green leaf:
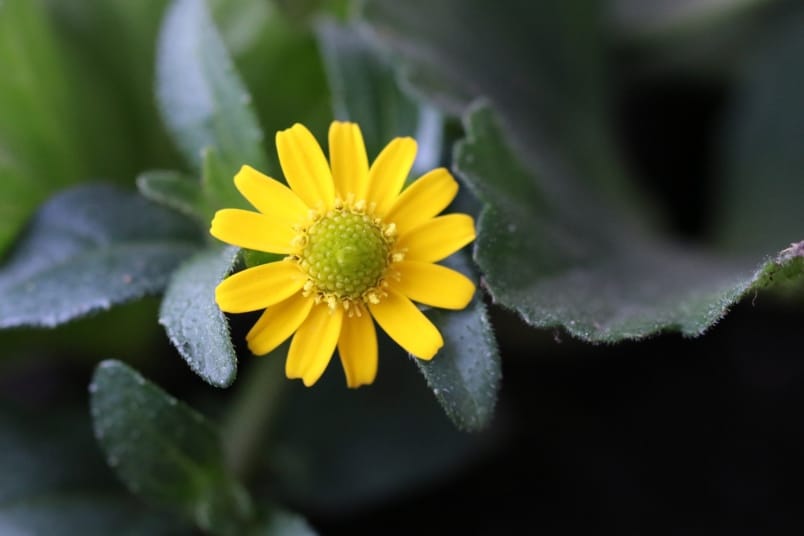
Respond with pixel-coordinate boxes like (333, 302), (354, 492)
(0, 408), (186, 535)
(315, 19), (442, 169)
(0, 184), (202, 329)
(417, 256), (500, 431)
(156, 0), (269, 174)
(365, 0), (804, 341)
(90, 360), (253, 534)
(45, 0), (188, 176)
(458, 105), (804, 340)
(363, 0), (637, 210)
(0, 0), (83, 255)
(160, 246), (239, 388)
(202, 145), (251, 213)
(137, 169), (206, 222)
(229, 2), (332, 149)
(138, 147), (251, 224)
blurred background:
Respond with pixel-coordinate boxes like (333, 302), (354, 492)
(1, 0), (803, 533)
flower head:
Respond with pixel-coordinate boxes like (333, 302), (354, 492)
(210, 121), (476, 387)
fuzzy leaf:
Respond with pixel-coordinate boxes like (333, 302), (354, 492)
(90, 360), (253, 534)
(0, 184), (202, 329)
(459, 105), (803, 340)
(362, 0), (637, 210)
(315, 19), (442, 170)
(160, 246), (239, 388)
(137, 148), (249, 225)
(418, 261), (500, 431)
(366, 0), (804, 341)
(156, 0), (269, 175)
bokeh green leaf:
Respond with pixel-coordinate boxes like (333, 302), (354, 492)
(0, 184), (202, 329)
(716, 11), (804, 255)
(315, 19), (442, 169)
(156, 0), (269, 177)
(0, 0), (84, 254)
(90, 360), (253, 534)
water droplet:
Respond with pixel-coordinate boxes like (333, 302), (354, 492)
(88, 383), (98, 393)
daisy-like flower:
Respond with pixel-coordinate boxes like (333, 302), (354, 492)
(210, 121), (476, 388)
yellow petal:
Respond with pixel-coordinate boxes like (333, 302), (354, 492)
(234, 165), (308, 223)
(276, 123), (335, 210)
(365, 137), (417, 216)
(286, 304), (344, 386)
(215, 261), (305, 313)
(390, 261), (475, 310)
(384, 168), (458, 234)
(210, 209), (296, 254)
(328, 122), (369, 200)
(337, 306), (378, 388)
(246, 294), (315, 356)
(395, 214), (476, 263)
(369, 289), (443, 360)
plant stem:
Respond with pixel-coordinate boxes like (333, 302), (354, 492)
(222, 354), (286, 480)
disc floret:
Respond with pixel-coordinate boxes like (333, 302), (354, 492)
(293, 199), (401, 311)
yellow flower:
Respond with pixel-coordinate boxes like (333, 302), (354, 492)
(210, 121), (476, 388)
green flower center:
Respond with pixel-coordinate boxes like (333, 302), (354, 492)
(300, 209), (392, 302)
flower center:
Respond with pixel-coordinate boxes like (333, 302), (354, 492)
(295, 203), (399, 309)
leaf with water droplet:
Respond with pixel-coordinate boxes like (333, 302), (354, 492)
(159, 245), (239, 388)
(0, 184), (202, 329)
(89, 360), (253, 534)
